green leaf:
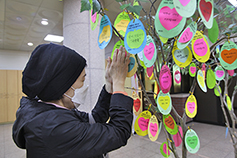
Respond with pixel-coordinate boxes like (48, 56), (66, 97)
(131, 5), (142, 16)
(120, 3), (131, 10)
(228, 23), (236, 29)
(92, 0), (101, 14)
(120, 3), (142, 16)
(80, 0), (91, 12)
(231, 27), (237, 34)
(213, 3), (219, 14)
(214, 8), (219, 14)
(186, 19), (192, 25)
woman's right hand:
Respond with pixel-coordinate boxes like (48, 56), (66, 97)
(110, 46), (130, 92)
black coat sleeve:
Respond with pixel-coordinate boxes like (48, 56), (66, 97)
(91, 85), (111, 123)
(42, 93), (133, 158)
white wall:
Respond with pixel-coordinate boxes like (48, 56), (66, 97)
(0, 49), (31, 70)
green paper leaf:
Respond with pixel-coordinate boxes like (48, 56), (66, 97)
(92, 0), (101, 14)
(80, 0), (91, 13)
(208, 19), (219, 43)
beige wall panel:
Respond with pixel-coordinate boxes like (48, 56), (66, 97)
(7, 70), (18, 122)
(17, 70), (24, 104)
(0, 70), (7, 123)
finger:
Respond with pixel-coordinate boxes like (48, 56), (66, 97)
(112, 49), (119, 63)
(125, 53), (131, 65)
(117, 46), (123, 63)
(106, 57), (111, 68)
(120, 47), (126, 63)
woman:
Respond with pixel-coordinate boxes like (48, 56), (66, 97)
(12, 43), (133, 158)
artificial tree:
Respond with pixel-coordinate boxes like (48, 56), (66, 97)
(80, 0), (237, 157)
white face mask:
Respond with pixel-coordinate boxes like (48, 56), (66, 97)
(64, 84), (89, 109)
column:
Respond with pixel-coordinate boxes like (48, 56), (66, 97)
(63, 0), (105, 112)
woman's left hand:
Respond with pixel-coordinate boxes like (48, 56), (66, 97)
(105, 57), (113, 93)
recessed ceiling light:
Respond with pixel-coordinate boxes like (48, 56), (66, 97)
(28, 42), (33, 46)
(41, 19), (49, 25)
(16, 16), (22, 21)
(44, 34), (64, 43)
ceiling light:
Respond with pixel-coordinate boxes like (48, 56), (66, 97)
(44, 34), (64, 43)
(41, 19), (49, 25)
(229, 0), (237, 7)
(28, 42), (33, 46)
(16, 16), (22, 21)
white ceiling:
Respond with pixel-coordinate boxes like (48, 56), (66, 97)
(0, 0), (236, 52)
(0, 0), (162, 52)
(0, 0), (63, 52)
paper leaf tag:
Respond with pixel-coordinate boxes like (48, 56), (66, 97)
(206, 69), (216, 89)
(198, 0), (214, 29)
(208, 18), (219, 43)
(179, 28), (193, 43)
(154, 0), (186, 38)
(173, 0), (196, 17)
(90, 9), (99, 30)
(228, 70), (234, 76)
(163, 114), (178, 135)
(219, 41), (237, 70)
(215, 65), (225, 81)
(137, 50), (144, 61)
(192, 31), (210, 62)
(124, 19), (147, 54)
(114, 12), (131, 37)
(226, 95), (232, 111)
(173, 126), (183, 147)
(159, 65), (172, 94)
(177, 21), (197, 50)
(185, 129), (200, 153)
(160, 35), (168, 43)
(172, 41), (192, 68)
(111, 40), (124, 59)
(185, 94), (197, 118)
(189, 63), (196, 77)
(160, 142), (170, 157)
(143, 35), (157, 68)
(154, 81), (160, 99)
(98, 15), (112, 49)
(133, 92), (142, 116)
(201, 63), (206, 79)
(127, 54), (138, 77)
(157, 91), (172, 115)
(148, 115), (159, 141)
(134, 110), (152, 136)
(197, 70), (207, 92)
(146, 66), (154, 79)
(214, 85), (222, 97)
(174, 69), (181, 84)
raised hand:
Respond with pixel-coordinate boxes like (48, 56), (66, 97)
(110, 46), (130, 92)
